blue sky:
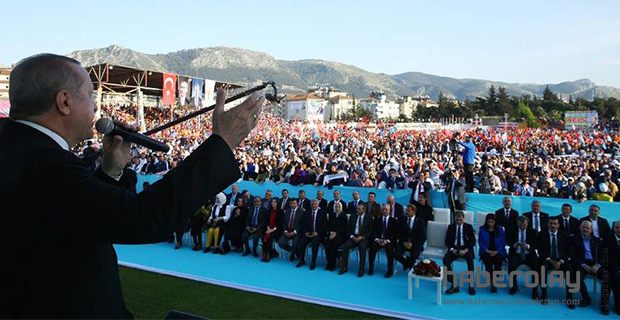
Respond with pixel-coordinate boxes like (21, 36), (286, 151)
(3, 0), (620, 87)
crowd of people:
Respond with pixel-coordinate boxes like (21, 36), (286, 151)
(80, 103), (620, 203)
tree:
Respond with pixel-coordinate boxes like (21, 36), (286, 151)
(515, 101), (537, 128)
(485, 85), (498, 115)
(497, 87), (512, 117)
(339, 105), (373, 121)
(543, 86), (557, 101)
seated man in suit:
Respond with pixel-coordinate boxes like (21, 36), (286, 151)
(523, 200), (549, 236)
(297, 189), (311, 213)
(226, 184), (242, 207)
(297, 199), (327, 270)
(386, 195), (404, 220)
(260, 189), (274, 210)
(537, 216), (570, 305)
(339, 203), (373, 277)
(495, 196), (518, 233)
(395, 204), (426, 271)
(241, 197), (266, 257)
(368, 204), (399, 278)
(443, 210), (476, 295)
(556, 203), (579, 237)
(324, 202), (348, 271)
(277, 198), (304, 261)
(507, 216), (540, 298)
(602, 221), (620, 315)
(347, 190), (365, 216)
(579, 204), (611, 239)
(569, 220), (609, 312)
(327, 190), (347, 216)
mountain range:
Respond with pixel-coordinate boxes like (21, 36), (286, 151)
(67, 45), (620, 101)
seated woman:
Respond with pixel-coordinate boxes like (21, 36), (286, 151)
(261, 198), (282, 262)
(478, 213), (507, 293)
(221, 197), (248, 254)
(204, 193), (232, 254)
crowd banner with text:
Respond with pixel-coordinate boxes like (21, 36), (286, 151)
(564, 111), (598, 130)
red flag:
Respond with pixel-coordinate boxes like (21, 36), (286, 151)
(162, 73), (176, 106)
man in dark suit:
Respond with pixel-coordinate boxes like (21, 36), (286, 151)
(443, 210), (476, 295)
(278, 189), (291, 211)
(385, 168), (405, 190)
(579, 204), (611, 239)
(260, 189), (274, 210)
(507, 216), (539, 298)
(297, 200), (327, 270)
(368, 204), (399, 278)
(327, 190), (347, 216)
(0, 54), (261, 318)
(602, 221), (620, 315)
(324, 202), (348, 271)
(316, 190), (328, 211)
(277, 198), (304, 261)
(569, 220), (608, 313)
(523, 200), (549, 236)
(347, 190), (365, 216)
(537, 216), (570, 304)
(365, 192), (382, 220)
(386, 195), (404, 220)
(339, 203), (373, 277)
(297, 189), (311, 212)
(226, 184), (242, 207)
(556, 203), (579, 237)
(411, 193), (433, 225)
(495, 196), (518, 232)
(395, 204), (427, 271)
(241, 197), (267, 257)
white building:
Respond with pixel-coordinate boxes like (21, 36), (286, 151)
(397, 96), (421, 119)
(359, 92), (400, 120)
(326, 95), (354, 121)
(0, 68), (10, 100)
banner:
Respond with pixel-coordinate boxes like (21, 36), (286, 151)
(564, 111), (598, 130)
(190, 77), (204, 108)
(307, 101), (325, 121)
(203, 79), (216, 108)
(161, 73), (176, 106)
(177, 76), (191, 106)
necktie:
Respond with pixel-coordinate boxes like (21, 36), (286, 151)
(382, 217), (387, 238)
(356, 216), (362, 235)
(456, 225), (462, 247)
(391, 205), (395, 217)
(312, 211), (317, 233)
(253, 207), (259, 226)
(288, 209), (296, 229)
(564, 218), (568, 230)
(505, 209), (510, 220)
(281, 198), (286, 210)
(520, 230), (526, 260)
(617, 239), (620, 251)
(408, 217), (412, 231)
(534, 214), (539, 232)
(551, 234), (558, 260)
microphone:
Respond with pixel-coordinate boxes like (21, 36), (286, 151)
(95, 118), (170, 153)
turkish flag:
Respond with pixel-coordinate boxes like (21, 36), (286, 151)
(162, 73), (176, 106)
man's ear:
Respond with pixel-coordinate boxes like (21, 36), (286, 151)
(54, 90), (72, 116)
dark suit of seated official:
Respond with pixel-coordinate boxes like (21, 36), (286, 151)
(395, 204), (426, 271)
(297, 200), (328, 270)
(579, 204), (611, 239)
(339, 203), (373, 277)
(241, 197), (267, 257)
(602, 221), (620, 315)
(569, 220), (609, 313)
(324, 202), (348, 271)
(478, 214), (507, 293)
(368, 204), (399, 278)
(507, 216), (540, 298)
(277, 199), (304, 261)
(537, 216), (570, 304)
(443, 210), (476, 295)
(386, 195), (404, 221)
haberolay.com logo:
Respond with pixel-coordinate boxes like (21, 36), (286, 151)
(443, 267), (580, 293)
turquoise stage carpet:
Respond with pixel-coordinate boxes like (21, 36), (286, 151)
(116, 242), (605, 320)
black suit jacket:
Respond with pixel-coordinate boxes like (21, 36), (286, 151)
(282, 207), (304, 233)
(372, 216), (399, 244)
(301, 208), (328, 237)
(326, 199), (347, 215)
(537, 230), (569, 263)
(412, 201), (434, 224)
(366, 201), (382, 220)
(603, 234), (620, 273)
(297, 198), (311, 213)
(495, 207), (519, 231)
(507, 228), (539, 258)
(399, 216), (427, 252)
(579, 216), (611, 239)
(346, 213), (373, 240)
(556, 214), (580, 236)
(317, 198), (328, 211)
(523, 211), (549, 235)
(445, 223), (476, 251)
(327, 212), (348, 241)
(347, 199), (365, 216)
(388, 202), (404, 220)
(226, 192), (242, 207)
(570, 234), (601, 267)
(0, 119), (240, 318)
(246, 206), (267, 233)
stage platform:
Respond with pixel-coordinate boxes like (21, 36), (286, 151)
(116, 242), (606, 319)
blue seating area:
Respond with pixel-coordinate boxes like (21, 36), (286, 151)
(125, 175), (619, 319)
